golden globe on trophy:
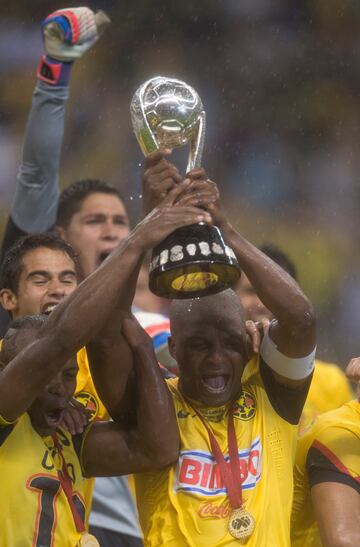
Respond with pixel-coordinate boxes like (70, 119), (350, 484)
(131, 76), (240, 299)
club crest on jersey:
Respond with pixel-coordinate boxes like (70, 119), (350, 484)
(233, 390), (256, 421)
(175, 437), (262, 496)
(74, 391), (99, 421)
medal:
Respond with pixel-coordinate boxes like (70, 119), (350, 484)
(190, 402), (257, 539)
(80, 532), (100, 547)
(228, 507), (255, 540)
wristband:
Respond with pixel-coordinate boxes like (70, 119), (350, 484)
(36, 55), (73, 86)
(260, 329), (315, 380)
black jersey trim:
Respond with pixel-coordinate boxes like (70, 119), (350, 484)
(307, 445), (360, 494)
(260, 356), (312, 424)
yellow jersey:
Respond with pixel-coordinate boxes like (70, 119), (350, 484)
(75, 346), (108, 421)
(299, 359), (353, 433)
(135, 356), (308, 547)
(0, 413), (89, 547)
(291, 399), (360, 547)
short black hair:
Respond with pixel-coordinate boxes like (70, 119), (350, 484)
(260, 243), (298, 280)
(0, 233), (79, 293)
(0, 314), (47, 367)
(56, 179), (125, 228)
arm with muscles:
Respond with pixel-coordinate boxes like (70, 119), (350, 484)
(0, 187), (209, 422)
(311, 482), (360, 547)
(82, 316), (179, 475)
(1, 7), (109, 259)
(221, 221), (315, 391)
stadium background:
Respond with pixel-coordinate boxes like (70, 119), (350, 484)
(1, 0), (360, 366)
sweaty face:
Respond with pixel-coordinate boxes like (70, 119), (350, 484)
(58, 193), (130, 279)
(29, 357), (78, 436)
(235, 274), (273, 323)
(0, 248), (78, 319)
(172, 308), (248, 407)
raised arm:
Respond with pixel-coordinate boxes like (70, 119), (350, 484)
(1, 7), (109, 260)
(82, 316), (179, 475)
(0, 187), (209, 422)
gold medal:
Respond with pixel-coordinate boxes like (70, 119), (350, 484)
(79, 532), (100, 547)
(228, 508), (255, 540)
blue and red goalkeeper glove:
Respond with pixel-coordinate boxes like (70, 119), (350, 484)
(37, 7), (110, 86)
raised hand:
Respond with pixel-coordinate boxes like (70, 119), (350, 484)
(132, 181), (212, 251)
(41, 7), (110, 62)
(143, 149), (183, 213)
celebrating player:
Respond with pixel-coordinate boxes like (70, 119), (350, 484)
(87, 176), (316, 546)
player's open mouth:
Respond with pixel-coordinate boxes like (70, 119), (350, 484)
(42, 303), (59, 315)
(201, 374), (230, 393)
(44, 408), (65, 427)
(98, 251), (112, 265)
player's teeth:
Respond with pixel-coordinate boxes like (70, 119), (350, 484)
(203, 376), (227, 389)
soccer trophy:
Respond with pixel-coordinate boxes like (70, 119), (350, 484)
(131, 76), (240, 298)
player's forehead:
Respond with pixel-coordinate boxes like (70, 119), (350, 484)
(171, 293), (246, 338)
(20, 247), (76, 275)
(78, 192), (127, 216)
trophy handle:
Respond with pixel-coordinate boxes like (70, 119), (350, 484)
(187, 110), (206, 172)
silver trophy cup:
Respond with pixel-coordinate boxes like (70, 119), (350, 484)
(131, 76), (240, 299)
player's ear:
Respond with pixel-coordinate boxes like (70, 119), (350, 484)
(168, 336), (176, 360)
(0, 288), (18, 313)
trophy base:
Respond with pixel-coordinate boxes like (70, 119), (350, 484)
(149, 224), (240, 299)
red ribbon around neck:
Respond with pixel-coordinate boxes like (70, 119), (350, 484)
(192, 404), (243, 509)
(52, 433), (85, 533)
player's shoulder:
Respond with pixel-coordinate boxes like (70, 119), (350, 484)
(301, 400), (359, 454)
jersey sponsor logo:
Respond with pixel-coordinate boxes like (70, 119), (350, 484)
(74, 391), (99, 421)
(198, 499), (231, 519)
(233, 390), (256, 421)
(175, 437), (262, 496)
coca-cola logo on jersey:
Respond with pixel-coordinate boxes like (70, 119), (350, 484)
(175, 437), (262, 496)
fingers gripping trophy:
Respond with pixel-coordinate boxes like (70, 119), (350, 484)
(131, 76), (240, 299)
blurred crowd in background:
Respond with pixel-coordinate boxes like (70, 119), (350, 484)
(1, 0), (360, 365)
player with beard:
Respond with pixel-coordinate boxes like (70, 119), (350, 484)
(0, 189), (201, 545)
(235, 243), (352, 433)
(86, 178), (316, 546)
